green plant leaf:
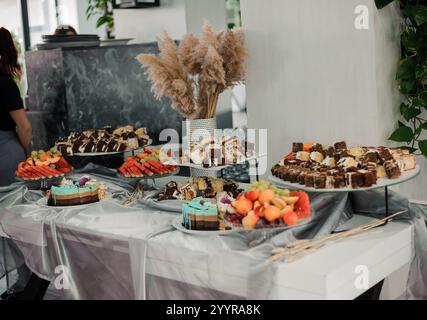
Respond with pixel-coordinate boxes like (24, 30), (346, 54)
(389, 125), (414, 142)
(96, 16), (109, 28)
(419, 140), (427, 157)
(399, 146), (418, 153)
(399, 79), (416, 93)
(375, 0), (395, 9)
(413, 5), (427, 26)
(400, 103), (421, 121)
(402, 27), (418, 52)
(397, 58), (416, 80)
(421, 121), (427, 129)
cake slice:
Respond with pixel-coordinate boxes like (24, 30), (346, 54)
(384, 160), (401, 179)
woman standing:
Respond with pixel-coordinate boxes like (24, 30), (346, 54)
(0, 27), (32, 186)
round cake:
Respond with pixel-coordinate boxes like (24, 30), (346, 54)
(48, 177), (106, 206)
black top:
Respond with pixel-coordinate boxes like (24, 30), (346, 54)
(0, 73), (24, 131)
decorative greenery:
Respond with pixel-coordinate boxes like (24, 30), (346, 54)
(86, 0), (115, 39)
(376, 0), (427, 158)
(226, 0), (241, 29)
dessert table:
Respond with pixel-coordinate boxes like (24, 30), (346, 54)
(0, 164), (426, 300)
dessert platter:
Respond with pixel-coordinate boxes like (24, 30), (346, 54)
(270, 141), (420, 192)
(145, 176), (242, 212)
(15, 149), (73, 188)
(37, 176), (107, 209)
(117, 147), (179, 180)
(161, 135), (266, 179)
(172, 180), (312, 235)
(55, 125), (151, 156)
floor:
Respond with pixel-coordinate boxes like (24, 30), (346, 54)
(0, 269), (60, 300)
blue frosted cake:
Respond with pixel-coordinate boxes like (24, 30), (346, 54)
(182, 197), (218, 231)
(48, 177), (106, 206)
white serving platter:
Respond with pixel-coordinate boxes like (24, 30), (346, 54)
(269, 165), (421, 193)
(165, 153), (267, 172)
(171, 216), (312, 236)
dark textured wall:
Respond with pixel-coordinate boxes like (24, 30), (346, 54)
(25, 43), (183, 149)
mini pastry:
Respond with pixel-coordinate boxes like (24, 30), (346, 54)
(321, 156), (336, 167)
(348, 147), (365, 160)
(337, 157), (359, 169)
(310, 151), (324, 163)
(296, 151), (311, 161)
(376, 165), (387, 179)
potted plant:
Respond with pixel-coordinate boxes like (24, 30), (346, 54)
(86, 0), (115, 40)
(376, 0), (427, 158)
(136, 23), (247, 141)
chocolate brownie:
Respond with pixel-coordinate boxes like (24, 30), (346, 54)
(384, 160), (401, 179)
(379, 149), (394, 163)
(292, 143), (304, 153)
(334, 141), (348, 152)
(305, 173), (315, 188)
(314, 173), (326, 189)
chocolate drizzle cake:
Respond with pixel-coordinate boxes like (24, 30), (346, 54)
(56, 126), (150, 155)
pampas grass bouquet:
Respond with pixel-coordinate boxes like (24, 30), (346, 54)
(136, 23), (247, 120)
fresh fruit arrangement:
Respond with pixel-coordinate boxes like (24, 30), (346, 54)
(16, 148), (73, 181)
(227, 180), (311, 230)
(118, 147), (178, 178)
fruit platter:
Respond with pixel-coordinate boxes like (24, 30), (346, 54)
(117, 147), (179, 179)
(173, 180), (312, 235)
(16, 148), (73, 181)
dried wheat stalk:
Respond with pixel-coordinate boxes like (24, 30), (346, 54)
(269, 210), (409, 264)
(136, 22), (247, 119)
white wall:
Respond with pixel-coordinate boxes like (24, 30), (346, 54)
(240, 0), (427, 200)
(114, 0), (187, 43)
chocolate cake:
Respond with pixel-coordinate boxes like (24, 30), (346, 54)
(304, 173), (315, 188)
(334, 141), (347, 152)
(314, 173), (326, 189)
(293, 143), (304, 153)
(379, 149), (394, 163)
(55, 126), (150, 155)
(384, 160), (401, 179)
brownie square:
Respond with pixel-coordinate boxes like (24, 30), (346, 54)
(364, 150), (379, 164)
(334, 141), (348, 152)
(312, 143), (324, 153)
(379, 149), (394, 163)
(314, 173), (326, 189)
(333, 174), (346, 188)
(384, 160), (401, 179)
(325, 146), (335, 157)
(358, 170), (376, 187)
(305, 173), (315, 188)
(292, 143), (304, 153)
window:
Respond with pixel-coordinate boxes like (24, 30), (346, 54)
(27, 0), (58, 49)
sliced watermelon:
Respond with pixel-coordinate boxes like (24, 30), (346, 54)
(290, 191), (311, 219)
